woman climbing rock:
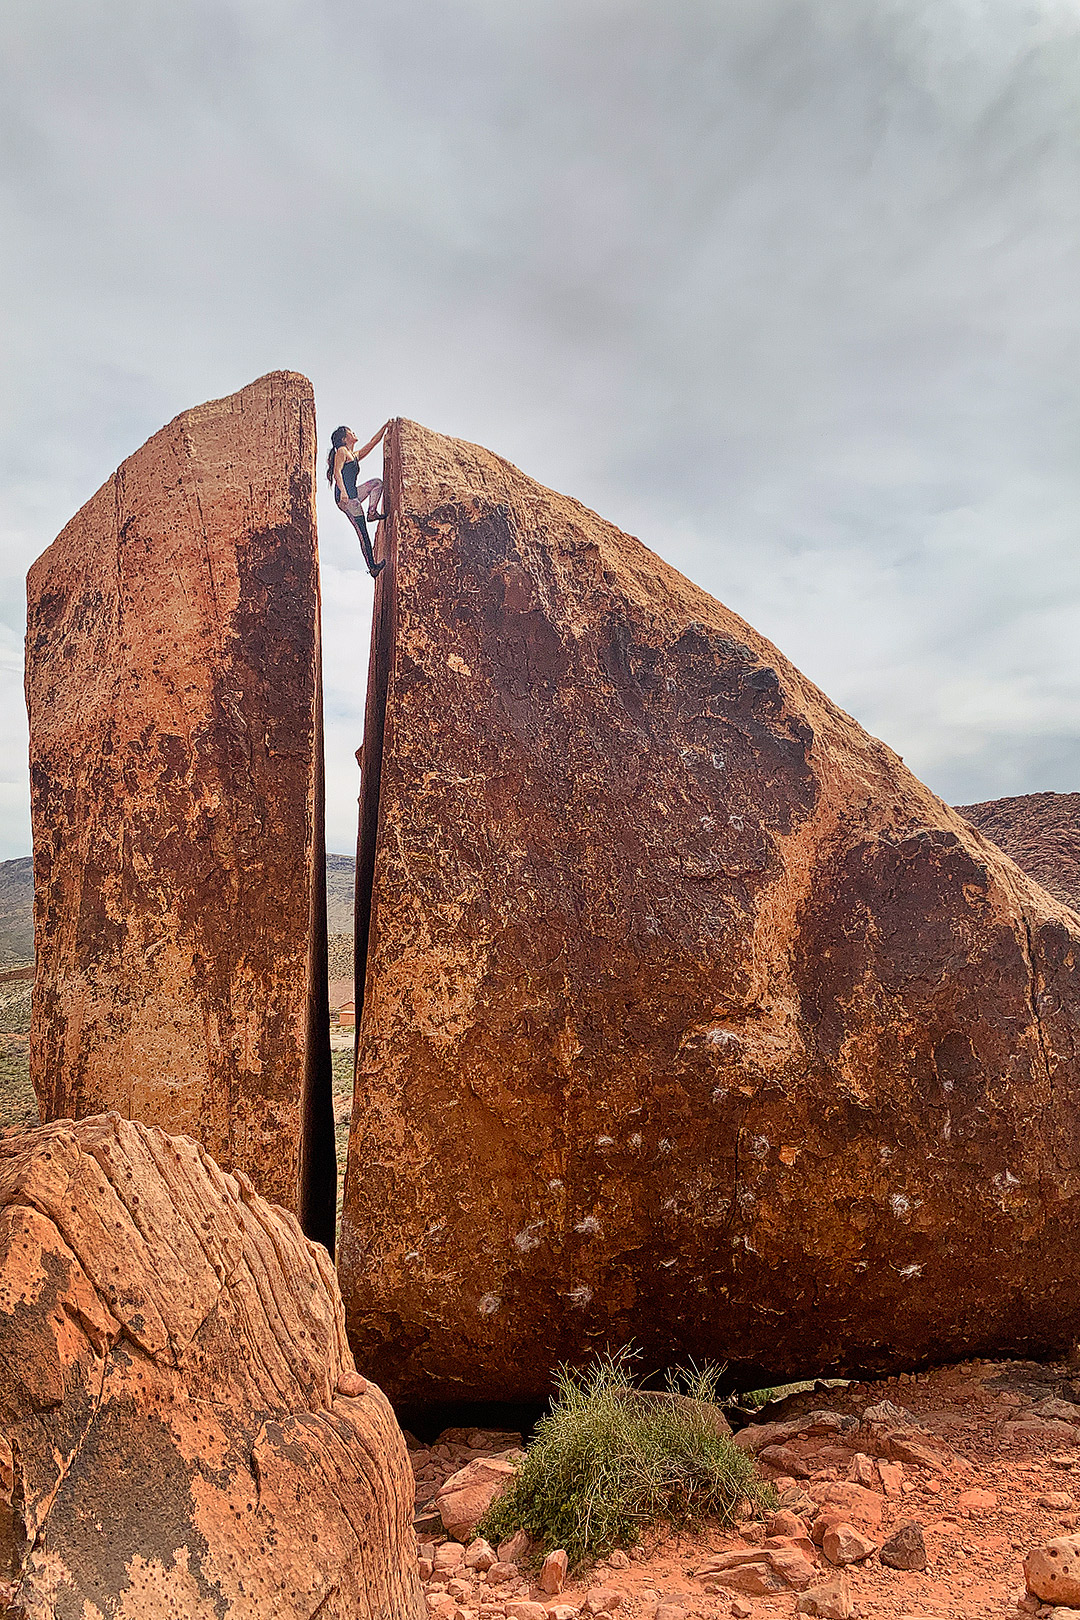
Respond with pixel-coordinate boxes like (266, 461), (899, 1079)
(328, 422), (389, 578)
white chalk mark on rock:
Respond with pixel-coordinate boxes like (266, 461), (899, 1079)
(513, 1221), (545, 1252)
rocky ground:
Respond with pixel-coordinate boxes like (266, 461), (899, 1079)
(0, 1033), (34, 1132)
(0, 961), (32, 1035)
(332, 1043), (355, 1222)
(407, 1359), (1080, 1620)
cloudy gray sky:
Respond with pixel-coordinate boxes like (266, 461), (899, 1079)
(2, 0), (1079, 858)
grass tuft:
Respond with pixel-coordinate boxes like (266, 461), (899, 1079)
(476, 1347), (774, 1568)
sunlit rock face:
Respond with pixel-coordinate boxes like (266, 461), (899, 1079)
(24, 372), (334, 1244)
(0, 1114), (422, 1620)
(339, 418), (1080, 1404)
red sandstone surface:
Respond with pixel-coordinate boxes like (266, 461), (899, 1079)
(339, 418), (1080, 1404)
(0, 1113), (422, 1619)
(957, 793), (1080, 918)
(407, 1360), (1080, 1620)
(24, 372), (334, 1244)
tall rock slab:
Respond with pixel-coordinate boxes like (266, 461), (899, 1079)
(0, 1114), (422, 1620)
(25, 372), (334, 1246)
(958, 792), (1080, 917)
(339, 419), (1080, 1403)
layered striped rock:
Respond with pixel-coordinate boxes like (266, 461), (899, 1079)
(0, 1114), (421, 1620)
(339, 418), (1080, 1403)
(25, 372), (333, 1243)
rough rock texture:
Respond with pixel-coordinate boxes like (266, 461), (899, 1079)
(957, 792), (1080, 917)
(1026, 1534), (1080, 1605)
(0, 1113), (422, 1620)
(339, 418), (1080, 1403)
(435, 1456), (517, 1540)
(25, 372), (334, 1245)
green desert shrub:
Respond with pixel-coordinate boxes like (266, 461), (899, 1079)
(477, 1348), (773, 1568)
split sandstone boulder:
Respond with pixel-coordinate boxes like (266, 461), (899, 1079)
(25, 372), (333, 1245)
(339, 418), (1080, 1402)
(0, 1113), (421, 1620)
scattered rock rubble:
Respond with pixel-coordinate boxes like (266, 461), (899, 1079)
(408, 1359), (1080, 1620)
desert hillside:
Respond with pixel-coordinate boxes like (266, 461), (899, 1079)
(958, 791), (1080, 916)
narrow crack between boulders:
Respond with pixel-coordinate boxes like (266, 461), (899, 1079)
(352, 422), (400, 1060)
(299, 527), (336, 1255)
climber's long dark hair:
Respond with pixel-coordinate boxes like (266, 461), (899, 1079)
(326, 425), (350, 484)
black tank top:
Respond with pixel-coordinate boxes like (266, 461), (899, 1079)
(340, 456), (359, 501)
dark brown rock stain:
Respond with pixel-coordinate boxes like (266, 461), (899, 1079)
(24, 373), (333, 1244)
(339, 420), (1080, 1404)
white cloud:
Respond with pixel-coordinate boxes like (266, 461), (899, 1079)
(2, 0), (1079, 855)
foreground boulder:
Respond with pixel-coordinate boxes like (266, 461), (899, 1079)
(25, 372), (334, 1245)
(435, 1456), (518, 1540)
(339, 418), (1080, 1402)
(1025, 1533), (1080, 1605)
(958, 791), (1080, 917)
(0, 1114), (421, 1620)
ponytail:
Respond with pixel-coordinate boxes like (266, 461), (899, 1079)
(326, 425), (350, 484)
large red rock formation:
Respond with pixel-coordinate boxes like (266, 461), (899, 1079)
(25, 373), (334, 1246)
(957, 792), (1080, 917)
(0, 1113), (422, 1620)
(339, 419), (1080, 1403)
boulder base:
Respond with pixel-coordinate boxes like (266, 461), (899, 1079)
(0, 1114), (421, 1620)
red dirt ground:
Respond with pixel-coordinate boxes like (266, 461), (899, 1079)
(412, 1357), (1080, 1620)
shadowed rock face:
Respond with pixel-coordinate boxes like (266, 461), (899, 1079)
(957, 792), (1080, 917)
(0, 1114), (422, 1620)
(339, 419), (1080, 1404)
(24, 372), (334, 1245)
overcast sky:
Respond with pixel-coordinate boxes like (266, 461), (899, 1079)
(2, 0), (1079, 858)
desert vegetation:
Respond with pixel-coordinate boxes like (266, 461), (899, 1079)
(477, 1349), (772, 1567)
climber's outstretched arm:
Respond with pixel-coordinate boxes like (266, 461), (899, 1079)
(356, 421), (390, 461)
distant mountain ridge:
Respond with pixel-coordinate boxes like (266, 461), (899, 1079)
(957, 792), (1080, 917)
(0, 857), (33, 962)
